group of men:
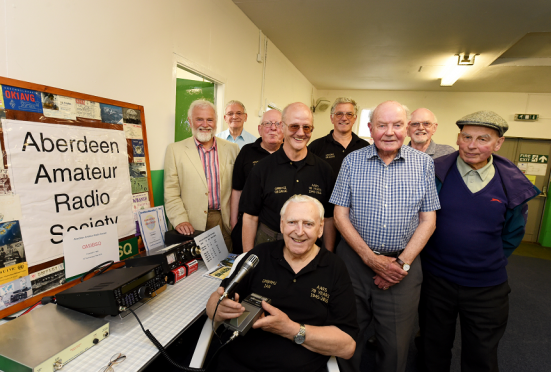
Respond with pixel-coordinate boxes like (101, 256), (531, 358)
(164, 97), (538, 372)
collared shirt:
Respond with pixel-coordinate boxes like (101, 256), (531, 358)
(309, 130), (370, 177)
(456, 155), (495, 193)
(407, 140), (455, 159)
(216, 128), (257, 149)
(232, 137), (273, 191)
(330, 145), (440, 253)
(217, 240), (358, 372)
(240, 148), (335, 232)
(194, 137), (221, 210)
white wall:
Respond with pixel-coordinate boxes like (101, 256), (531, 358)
(0, 0), (315, 170)
(313, 90), (551, 147)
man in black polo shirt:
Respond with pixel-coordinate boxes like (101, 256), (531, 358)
(230, 109), (284, 253)
(240, 102), (336, 252)
(206, 195), (358, 372)
(308, 97), (369, 177)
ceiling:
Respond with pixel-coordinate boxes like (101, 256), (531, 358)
(232, 0), (551, 92)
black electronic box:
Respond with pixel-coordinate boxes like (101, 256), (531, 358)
(125, 240), (201, 284)
(56, 265), (165, 316)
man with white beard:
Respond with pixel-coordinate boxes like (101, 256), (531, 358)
(164, 99), (239, 250)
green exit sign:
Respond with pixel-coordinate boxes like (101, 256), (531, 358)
(515, 114), (539, 121)
(519, 153), (548, 163)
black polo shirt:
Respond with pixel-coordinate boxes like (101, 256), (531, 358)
(308, 130), (370, 177)
(233, 138), (273, 190)
(240, 148), (335, 232)
(216, 240), (358, 372)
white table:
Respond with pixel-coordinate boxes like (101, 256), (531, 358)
(61, 262), (219, 372)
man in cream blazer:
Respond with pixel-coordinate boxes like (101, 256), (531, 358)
(164, 99), (239, 251)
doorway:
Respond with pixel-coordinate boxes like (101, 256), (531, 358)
(496, 137), (549, 242)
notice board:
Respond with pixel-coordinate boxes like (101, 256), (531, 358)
(0, 76), (153, 317)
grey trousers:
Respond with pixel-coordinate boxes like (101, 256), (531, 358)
(336, 239), (422, 372)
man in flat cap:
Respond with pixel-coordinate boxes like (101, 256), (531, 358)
(418, 111), (540, 372)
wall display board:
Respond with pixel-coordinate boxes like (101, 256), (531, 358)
(0, 77), (153, 318)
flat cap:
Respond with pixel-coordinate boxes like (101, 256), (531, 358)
(456, 110), (508, 137)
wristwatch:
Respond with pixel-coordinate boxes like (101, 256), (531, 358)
(395, 258), (410, 272)
(294, 323), (306, 344)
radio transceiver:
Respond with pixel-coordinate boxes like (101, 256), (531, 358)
(56, 265), (166, 316)
(125, 240), (201, 284)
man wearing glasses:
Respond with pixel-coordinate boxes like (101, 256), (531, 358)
(240, 102), (337, 252)
(331, 101), (439, 372)
(407, 108), (454, 159)
(309, 97), (370, 177)
(216, 100), (257, 149)
(230, 109), (284, 253)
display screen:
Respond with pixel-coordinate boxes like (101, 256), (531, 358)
(121, 270), (155, 295)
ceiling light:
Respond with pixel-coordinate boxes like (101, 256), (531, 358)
(440, 53), (477, 87)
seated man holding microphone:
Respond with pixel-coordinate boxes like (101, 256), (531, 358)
(206, 194), (358, 372)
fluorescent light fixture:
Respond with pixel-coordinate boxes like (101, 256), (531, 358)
(440, 53), (477, 87)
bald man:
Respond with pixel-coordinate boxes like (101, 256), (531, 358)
(331, 101), (439, 372)
(240, 102), (336, 253)
(407, 108), (454, 159)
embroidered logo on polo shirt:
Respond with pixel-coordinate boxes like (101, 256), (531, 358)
(262, 279), (277, 289)
(252, 160), (259, 165)
(491, 198), (502, 203)
(325, 153), (335, 159)
(309, 184), (322, 195)
(311, 285), (330, 303)
(275, 186), (287, 194)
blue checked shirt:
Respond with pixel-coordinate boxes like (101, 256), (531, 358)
(330, 145), (440, 253)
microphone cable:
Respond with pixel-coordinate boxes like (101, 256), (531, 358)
(129, 307), (238, 372)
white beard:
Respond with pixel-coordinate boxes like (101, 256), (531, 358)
(193, 127), (214, 143)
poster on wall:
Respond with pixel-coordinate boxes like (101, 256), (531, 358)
(2, 86), (43, 113)
(3, 119), (135, 266)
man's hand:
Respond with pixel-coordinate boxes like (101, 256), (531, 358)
(175, 222), (194, 235)
(253, 301), (299, 340)
(373, 274), (395, 290)
(211, 287), (245, 323)
(368, 255), (407, 284)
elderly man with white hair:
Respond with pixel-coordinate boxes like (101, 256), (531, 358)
(164, 99), (239, 250)
(207, 194), (358, 372)
(331, 101), (440, 372)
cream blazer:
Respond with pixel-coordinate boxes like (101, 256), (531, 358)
(164, 137), (239, 232)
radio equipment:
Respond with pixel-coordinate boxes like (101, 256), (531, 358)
(224, 293), (271, 336)
(125, 241), (201, 284)
(0, 304), (109, 372)
(56, 265), (165, 316)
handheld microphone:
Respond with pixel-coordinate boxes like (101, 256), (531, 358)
(220, 254), (259, 301)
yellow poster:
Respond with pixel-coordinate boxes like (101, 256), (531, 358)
(526, 175), (537, 185)
(0, 85), (4, 109)
(0, 262), (28, 285)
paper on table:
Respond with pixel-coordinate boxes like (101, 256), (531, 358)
(0, 194), (22, 223)
(194, 225), (229, 271)
(63, 224), (119, 278)
(137, 206), (168, 251)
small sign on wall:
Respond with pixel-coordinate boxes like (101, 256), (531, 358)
(519, 153), (548, 164)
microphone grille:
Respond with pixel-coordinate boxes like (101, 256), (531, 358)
(247, 254), (259, 268)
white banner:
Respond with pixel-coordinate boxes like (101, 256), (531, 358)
(3, 120), (135, 266)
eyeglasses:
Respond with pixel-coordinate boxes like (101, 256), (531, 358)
(333, 112), (356, 119)
(410, 121), (434, 129)
(283, 123), (314, 134)
(260, 121), (282, 128)
(225, 111), (245, 117)
(97, 353), (126, 372)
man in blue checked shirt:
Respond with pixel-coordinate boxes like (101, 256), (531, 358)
(331, 101), (440, 372)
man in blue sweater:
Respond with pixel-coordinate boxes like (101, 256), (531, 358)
(419, 111), (540, 372)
